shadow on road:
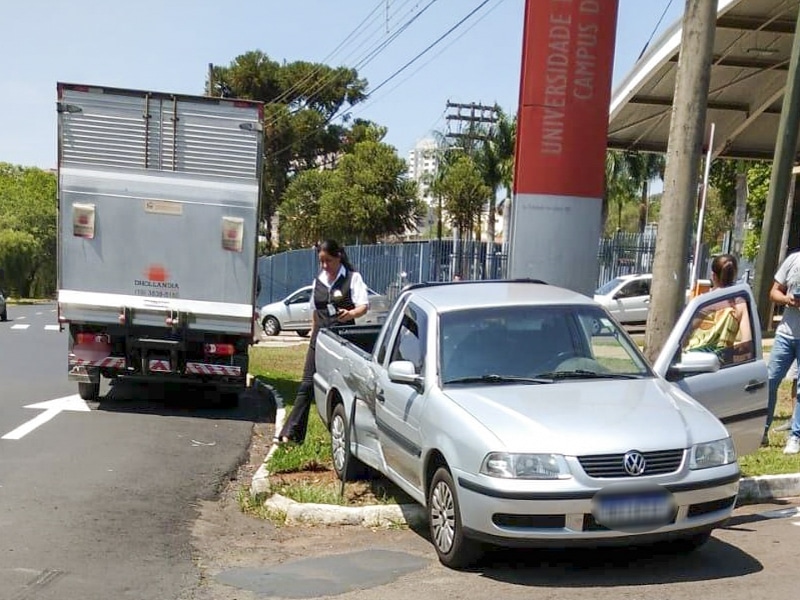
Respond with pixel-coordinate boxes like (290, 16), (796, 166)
(92, 378), (276, 424)
(468, 537), (761, 585)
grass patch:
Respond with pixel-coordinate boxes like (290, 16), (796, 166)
(249, 345), (333, 474)
(739, 378), (798, 477)
(271, 481), (347, 506)
(236, 487), (284, 523)
(6, 298), (52, 305)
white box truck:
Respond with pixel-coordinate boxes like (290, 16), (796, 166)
(56, 82), (263, 404)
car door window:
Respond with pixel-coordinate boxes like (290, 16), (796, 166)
(680, 291), (755, 368)
(288, 289), (311, 304)
(615, 280), (648, 299)
(389, 305), (427, 374)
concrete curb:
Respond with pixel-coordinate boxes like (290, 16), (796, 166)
(738, 473), (800, 503)
(247, 376), (800, 527)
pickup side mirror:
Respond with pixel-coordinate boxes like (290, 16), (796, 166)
(388, 360), (424, 391)
(667, 351), (720, 380)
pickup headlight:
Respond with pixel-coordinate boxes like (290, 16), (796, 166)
(480, 453), (572, 480)
(690, 437), (737, 470)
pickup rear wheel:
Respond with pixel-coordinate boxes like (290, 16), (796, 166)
(428, 466), (482, 569)
(262, 316), (280, 336)
(331, 402), (366, 481)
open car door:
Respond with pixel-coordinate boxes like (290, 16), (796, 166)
(653, 283), (768, 456)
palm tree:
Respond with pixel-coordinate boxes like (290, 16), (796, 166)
(604, 150), (635, 230)
(624, 151), (666, 233)
(476, 107), (516, 243)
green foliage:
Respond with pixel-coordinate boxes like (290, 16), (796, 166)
(433, 155), (491, 235)
(0, 163), (57, 297)
(279, 140), (422, 246)
(742, 228), (761, 262)
(213, 50), (368, 245)
(745, 161), (772, 230)
(278, 169), (330, 248)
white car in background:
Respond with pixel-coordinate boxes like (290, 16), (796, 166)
(595, 274), (713, 327)
(259, 285), (391, 337)
(594, 274), (652, 325)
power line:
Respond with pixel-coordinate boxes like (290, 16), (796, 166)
(270, 0), (496, 160)
(265, 0), (387, 107)
(367, 0), (493, 98)
(346, 0), (506, 122)
(637, 0), (675, 61)
(260, 0), (423, 131)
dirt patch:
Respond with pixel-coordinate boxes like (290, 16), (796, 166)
(268, 468), (416, 506)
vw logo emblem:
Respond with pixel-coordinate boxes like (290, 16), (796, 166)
(623, 451), (646, 476)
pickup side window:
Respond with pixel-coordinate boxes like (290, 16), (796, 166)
(389, 304), (428, 374)
(376, 295), (408, 365)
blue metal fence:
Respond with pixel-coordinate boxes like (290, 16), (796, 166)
(257, 233), (711, 306)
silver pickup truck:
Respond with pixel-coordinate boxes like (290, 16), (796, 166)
(314, 279), (768, 568)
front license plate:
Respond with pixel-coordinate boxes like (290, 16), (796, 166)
(592, 489), (675, 531)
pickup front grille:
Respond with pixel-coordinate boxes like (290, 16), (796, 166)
(578, 449), (685, 478)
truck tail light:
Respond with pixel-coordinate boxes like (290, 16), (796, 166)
(73, 203), (96, 239)
(221, 217), (244, 252)
(205, 343), (235, 356)
(76, 333), (110, 345)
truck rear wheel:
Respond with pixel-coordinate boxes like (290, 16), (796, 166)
(78, 381), (100, 401)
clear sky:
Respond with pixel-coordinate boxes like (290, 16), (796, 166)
(1, 0), (683, 170)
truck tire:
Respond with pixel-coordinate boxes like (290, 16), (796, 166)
(262, 316), (280, 336)
(330, 402), (366, 481)
(428, 466), (483, 569)
(78, 381), (100, 401)
(0, 309), (7, 322)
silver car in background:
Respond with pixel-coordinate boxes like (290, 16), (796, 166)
(259, 285), (390, 336)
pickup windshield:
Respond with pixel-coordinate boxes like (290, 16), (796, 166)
(439, 305), (652, 385)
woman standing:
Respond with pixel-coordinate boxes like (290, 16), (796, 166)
(276, 240), (369, 445)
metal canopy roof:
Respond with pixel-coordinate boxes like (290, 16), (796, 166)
(608, 0), (800, 161)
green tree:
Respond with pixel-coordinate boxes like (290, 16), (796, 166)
(278, 141), (423, 246)
(212, 50), (368, 248)
(476, 106), (516, 243)
(317, 141), (422, 244)
(0, 163), (57, 297)
(624, 151), (665, 232)
(277, 169), (331, 248)
(433, 155), (491, 238)
(604, 150), (637, 230)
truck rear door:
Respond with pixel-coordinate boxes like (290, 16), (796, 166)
(57, 83), (263, 334)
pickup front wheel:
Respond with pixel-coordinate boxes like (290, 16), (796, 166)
(331, 402), (366, 481)
(428, 466), (482, 569)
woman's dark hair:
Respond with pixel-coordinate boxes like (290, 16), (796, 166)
(318, 239), (356, 272)
(711, 253), (738, 287)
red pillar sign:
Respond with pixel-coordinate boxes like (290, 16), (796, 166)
(507, 0), (619, 296)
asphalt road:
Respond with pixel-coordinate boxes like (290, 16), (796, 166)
(0, 303), (267, 600)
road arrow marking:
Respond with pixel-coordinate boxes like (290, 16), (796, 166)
(1, 395), (90, 440)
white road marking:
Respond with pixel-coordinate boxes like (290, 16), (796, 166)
(10, 324), (30, 330)
(35, 312), (43, 316)
(44, 325), (60, 331)
(15, 316), (26, 320)
(1, 395), (90, 440)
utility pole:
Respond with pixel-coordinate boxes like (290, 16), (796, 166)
(207, 63), (214, 97)
(644, 0), (717, 362)
(444, 101), (498, 277)
(753, 6), (800, 331)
